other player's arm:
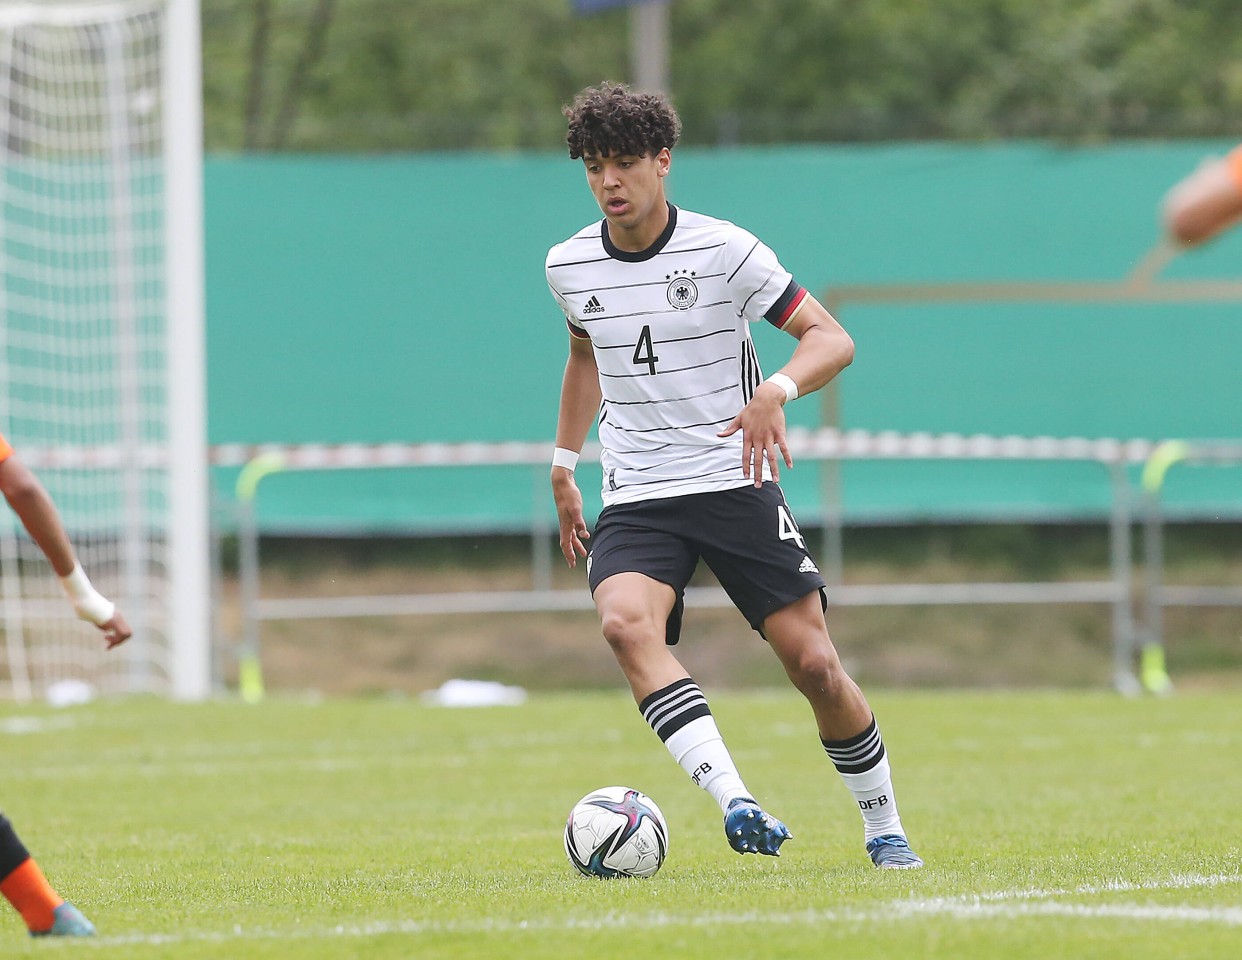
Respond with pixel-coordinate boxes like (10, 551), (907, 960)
(1162, 147), (1242, 246)
(718, 295), (854, 486)
(552, 333), (602, 567)
(0, 454), (132, 648)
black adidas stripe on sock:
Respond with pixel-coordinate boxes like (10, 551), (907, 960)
(639, 677), (712, 742)
(821, 715), (886, 774)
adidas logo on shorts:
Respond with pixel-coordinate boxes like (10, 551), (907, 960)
(798, 556), (819, 574)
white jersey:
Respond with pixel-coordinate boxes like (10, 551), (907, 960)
(546, 204), (808, 506)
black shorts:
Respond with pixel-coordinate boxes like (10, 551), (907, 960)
(586, 483), (827, 645)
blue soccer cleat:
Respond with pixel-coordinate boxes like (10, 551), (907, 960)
(865, 834), (924, 869)
(30, 902), (96, 938)
(724, 797), (791, 856)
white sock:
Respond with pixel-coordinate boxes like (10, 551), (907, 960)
(639, 678), (750, 813)
(839, 755), (904, 840)
(664, 715), (750, 812)
(822, 715), (907, 841)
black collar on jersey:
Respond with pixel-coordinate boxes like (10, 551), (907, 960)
(602, 202), (677, 262)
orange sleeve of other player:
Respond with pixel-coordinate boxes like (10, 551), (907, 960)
(1227, 145), (1242, 193)
(0, 434), (12, 463)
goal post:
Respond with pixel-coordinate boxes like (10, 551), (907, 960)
(163, 0), (209, 701)
(0, 0), (209, 701)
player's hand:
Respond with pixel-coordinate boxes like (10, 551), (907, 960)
(552, 469), (590, 567)
(99, 609), (132, 649)
(717, 383), (793, 486)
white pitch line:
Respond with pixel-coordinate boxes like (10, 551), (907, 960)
(897, 901), (1242, 925)
(0, 715), (78, 735)
(78, 872), (1242, 948)
(915, 870), (1242, 906)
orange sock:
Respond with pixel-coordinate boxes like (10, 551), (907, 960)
(0, 858), (63, 932)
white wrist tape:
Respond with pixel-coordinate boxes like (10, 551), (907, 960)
(552, 447), (580, 472)
(59, 562), (115, 626)
(765, 372), (799, 403)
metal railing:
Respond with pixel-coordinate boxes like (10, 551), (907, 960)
(213, 429), (1155, 699)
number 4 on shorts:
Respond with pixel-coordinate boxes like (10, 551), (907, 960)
(777, 506), (806, 549)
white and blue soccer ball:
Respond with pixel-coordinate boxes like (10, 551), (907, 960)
(564, 786), (669, 878)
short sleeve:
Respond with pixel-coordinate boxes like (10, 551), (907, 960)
(723, 227), (808, 330)
(546, 250), (591, 340)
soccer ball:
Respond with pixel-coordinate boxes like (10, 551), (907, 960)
(564, 786), (669, 878)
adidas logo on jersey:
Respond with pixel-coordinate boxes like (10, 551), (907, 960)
(798, 556), (819, 574)
(582, 295), (605, 314)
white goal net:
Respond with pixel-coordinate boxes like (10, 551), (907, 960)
(0, 0), (208, 701)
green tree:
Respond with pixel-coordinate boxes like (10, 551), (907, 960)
(200, 0), (1242, 153)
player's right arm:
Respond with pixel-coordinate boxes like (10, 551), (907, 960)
(0, 452), (132, 648)
(552, 333), (601, 568)
(1162, 147), (1242, 246)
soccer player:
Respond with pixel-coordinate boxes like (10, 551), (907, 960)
(546, 83), (922, 869)
(0, 434), (132, 937)
(1162, 145), (1242, 246)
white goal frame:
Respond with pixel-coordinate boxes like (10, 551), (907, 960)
(0, 0), (208, 701)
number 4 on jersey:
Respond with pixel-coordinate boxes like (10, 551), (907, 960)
(777, 506), (806, 549)
(633, 325), (659, 375)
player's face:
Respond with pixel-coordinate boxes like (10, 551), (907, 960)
(583, 149), (671, 248)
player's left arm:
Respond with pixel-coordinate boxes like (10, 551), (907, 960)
(717, 295), (854, 486)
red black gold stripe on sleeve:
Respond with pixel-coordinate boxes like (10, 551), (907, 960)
(567, 318), (591, 339)
(764, 279), (808, 329)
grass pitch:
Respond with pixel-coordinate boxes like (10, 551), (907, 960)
(3, 690), (1240, 958)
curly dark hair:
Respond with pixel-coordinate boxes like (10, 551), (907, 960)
(563, 83), (681, 160)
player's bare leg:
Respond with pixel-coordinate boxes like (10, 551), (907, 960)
(593, 572), (685, 698)
(762, 592), (870, 737)
(593, 572), (790, 855)
(764, 592), (923, 868)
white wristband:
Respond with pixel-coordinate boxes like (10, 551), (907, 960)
(59, 562), (115, 626)
(552, 447), (580, 472)
(765, 372), (799, 404)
